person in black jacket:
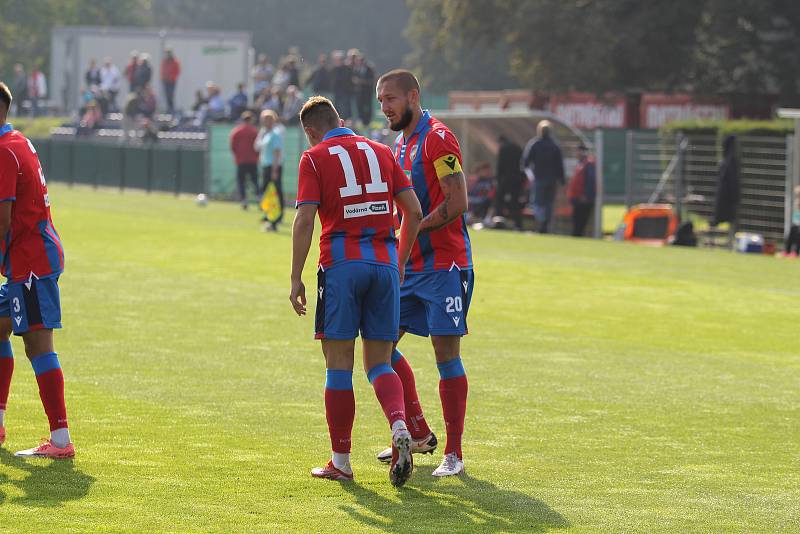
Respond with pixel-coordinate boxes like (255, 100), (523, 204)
(712, 135), (740, 229)
(330, 51), (353, 120)
(521, 121), (565, 233)
(494, 135), (525, 229)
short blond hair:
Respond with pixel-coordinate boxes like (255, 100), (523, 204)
(300, 96), (340, 132)
(260, 109), (279, 122)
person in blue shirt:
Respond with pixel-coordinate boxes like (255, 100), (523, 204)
(228, 83), (248, 121)
(254, 110), (285, 231)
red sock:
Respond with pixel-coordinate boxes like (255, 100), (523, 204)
(392, 351), (431, 439)
(439, 375), (468, 458)
(0, 357), (12, 411)
(36, 368), (68, 431)
(370, 370), (406, 428)
(324, 388), (355, 453)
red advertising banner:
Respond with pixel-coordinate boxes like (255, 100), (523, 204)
(640, 94), (730, 128)
(550, 92), (627, 129)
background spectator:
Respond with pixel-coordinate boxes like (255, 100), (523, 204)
(125, 50), (139, 92)
(259, 87), (282, 114)
(272, 62), (291, 94)
(133, 54), (153, 93)
(100, 57), (121, 112)
(85, 59), (101, 88)
(27, 64), (47, 116)
(567, 143), (597, 237)
(160, 48), (181, 114)
(521, 120), (565, 234)
(206, 82), (225, 120)
(228, 83), (248, 121)
(331, 50), (353, 120)
(12, 64), (27, 116)
(468, 162), (496, 221)
(286, 57), (301, 88)
(191, 89), (207, 113)
(254, 110), (284, 231)
(494, 135), (525, 230)
(712, 134), (740, 229)
(783, 185), (800, 257)
(138, 83), (157, 118)
(252, 54), (274, 95)
(77, 100), (102, 136)
(352, 52), (375, 126)
(230, 111), (261, 209)
(307, 54), (330, 95)
(141, 117), (159, 143)
(281, 85), (304, 126)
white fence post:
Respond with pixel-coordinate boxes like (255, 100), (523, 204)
(594, 129), (604, 239)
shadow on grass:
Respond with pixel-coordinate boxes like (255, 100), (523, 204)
(340, 472), (568, 533)
(0, 448), (94, 507)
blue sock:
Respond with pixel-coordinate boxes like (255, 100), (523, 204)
(366, 363), (395, 384)
(437, 357), (466, 380)
(325, 369), (353, 390)
(391, 349), (403, 364)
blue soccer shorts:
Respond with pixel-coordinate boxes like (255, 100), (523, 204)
(314, 262), (400, 341)
(400, 268), (475, 337)
(0, 276), (63, 335)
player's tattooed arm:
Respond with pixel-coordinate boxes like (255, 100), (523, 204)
(418, 171), (468, 234)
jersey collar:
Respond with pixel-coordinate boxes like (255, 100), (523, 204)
(323, 127), (355, 141)
(0, 124), (12, 137)
(404, 110), (431, 144)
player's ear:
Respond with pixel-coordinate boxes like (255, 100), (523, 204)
(408, 89), (420, 107)
(339, 118), (345, 127)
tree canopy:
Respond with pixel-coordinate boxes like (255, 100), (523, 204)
(405, 0), (800, 96)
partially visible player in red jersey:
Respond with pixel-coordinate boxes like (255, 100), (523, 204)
(0, 82), (74, 458)
(375, 70), (473, 476)
(289, 96), (423, 486)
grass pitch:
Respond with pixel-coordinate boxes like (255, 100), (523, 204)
(0, 184), (797, 533)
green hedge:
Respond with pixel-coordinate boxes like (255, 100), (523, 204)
(10, 117), (68, 138)
(660, 118), (793, 140)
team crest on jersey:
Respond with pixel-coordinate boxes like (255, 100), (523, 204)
(409, 144), (419, 161)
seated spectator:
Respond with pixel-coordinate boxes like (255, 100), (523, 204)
(77, 100), (103, 137)
(228, 83), (248, 121)
(272, 63), (291, 94)
(141, 118), (159, 143)
(281, 85), (304, 125)
(468, 162), (496, 221)
(260, 87), (282, 114)
(191, 89), (208, 112)
(206, 82), (225, 120)
(139, 83), (157, 118)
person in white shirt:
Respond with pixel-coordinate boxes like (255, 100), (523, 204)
(100, 58), (122, 112)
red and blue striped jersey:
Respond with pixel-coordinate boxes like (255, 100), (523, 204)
(394, 111), (473, 273)
(296, 128), (413, 270)
(0, 125), (65, 283)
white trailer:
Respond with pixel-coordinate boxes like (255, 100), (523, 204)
(51, 26), (252, 114)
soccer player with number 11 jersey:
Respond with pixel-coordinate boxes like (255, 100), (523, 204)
(289, 96), (423, 486)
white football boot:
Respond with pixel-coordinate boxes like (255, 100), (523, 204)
(432, 452), (464, 477)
